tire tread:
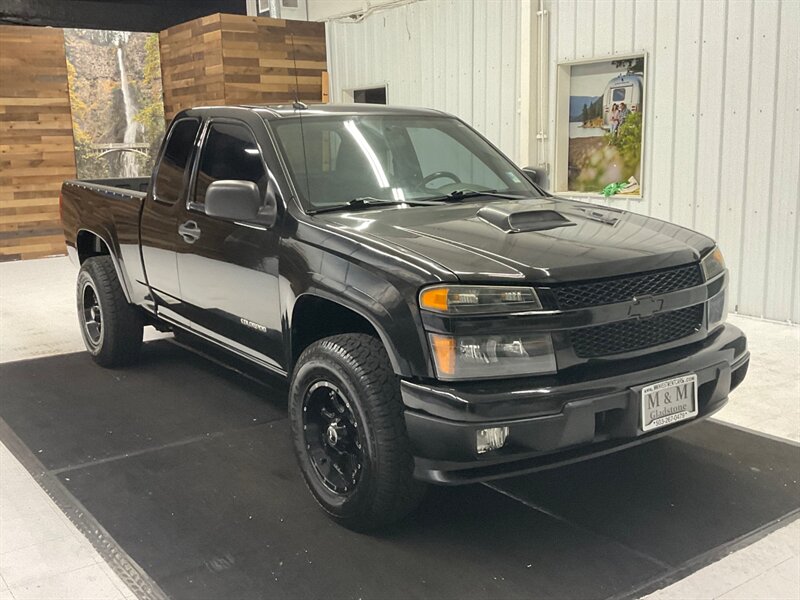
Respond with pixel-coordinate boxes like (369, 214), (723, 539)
(292, 333), (425, 529)
(78, 256), (143, 367)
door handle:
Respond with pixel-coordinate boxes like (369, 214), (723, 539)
(178, 220), (201, 244)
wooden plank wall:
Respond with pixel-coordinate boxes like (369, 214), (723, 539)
(160, 14), (326, 121)
(159, 14), (226, 123)
(219, 14), (327, 106)
(0, 25), (76, 261)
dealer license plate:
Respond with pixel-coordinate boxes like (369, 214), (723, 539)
(640, 374), (698, 432)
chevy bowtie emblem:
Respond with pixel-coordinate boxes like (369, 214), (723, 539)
(628, 295), (664, 318)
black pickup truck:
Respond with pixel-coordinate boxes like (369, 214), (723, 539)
(61, 104), (749, 529)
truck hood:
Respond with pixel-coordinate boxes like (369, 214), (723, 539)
(317, 196), (715, 284)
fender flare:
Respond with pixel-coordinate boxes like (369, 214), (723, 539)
(289, 290), (412, 376)
(76, 228), (133, 303)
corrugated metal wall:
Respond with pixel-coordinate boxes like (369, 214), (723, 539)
(549, 0), (800, 322)
(326, 0), (524, 161)
(325, 0), (799, 322)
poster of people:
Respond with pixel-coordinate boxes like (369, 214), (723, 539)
(64, 29), (165, 179)
(567, 56), (644, 196)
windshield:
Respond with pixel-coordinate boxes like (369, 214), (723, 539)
(268, 114), (543, 211)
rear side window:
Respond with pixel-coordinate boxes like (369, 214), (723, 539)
(193, 122), (267, 206)
(154, 119), (200, 204)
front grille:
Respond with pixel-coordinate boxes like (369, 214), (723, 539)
(552, 264), (703, 309)
(570, 304), (704, 358)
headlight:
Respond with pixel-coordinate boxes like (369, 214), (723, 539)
(429, 332), (556, 380)
(700, 246), (725, 280)
(419, 285), (543, 314)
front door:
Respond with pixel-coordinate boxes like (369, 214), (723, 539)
(175, 119), (284, 372)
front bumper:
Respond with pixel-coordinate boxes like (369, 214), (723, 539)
(402, 323), (749, 484)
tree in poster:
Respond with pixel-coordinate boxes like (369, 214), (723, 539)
(134, 33), (166, 175)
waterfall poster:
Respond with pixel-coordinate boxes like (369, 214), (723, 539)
(64, 29), (165, 179)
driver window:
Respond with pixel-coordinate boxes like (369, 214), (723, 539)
(193, 122), (267, 206)
(406, 127), (504, 190)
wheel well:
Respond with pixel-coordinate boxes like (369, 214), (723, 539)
(291, 295), (382, 366)
(76, 230), (110, 264)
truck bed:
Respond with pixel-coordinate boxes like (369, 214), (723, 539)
(78, 177), (151, 193)
(60, 177), (150, 304)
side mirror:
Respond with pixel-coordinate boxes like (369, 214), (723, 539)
(204, 180), (261, 222)
(522, 167), (546, 186)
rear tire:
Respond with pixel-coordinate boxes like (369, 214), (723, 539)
(77, 256), (143, 367)
(289, 334), (426, 531)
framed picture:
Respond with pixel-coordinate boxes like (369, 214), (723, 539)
(554, 54), (646, 198)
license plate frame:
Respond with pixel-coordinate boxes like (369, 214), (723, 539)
(640, 374), (698, 432)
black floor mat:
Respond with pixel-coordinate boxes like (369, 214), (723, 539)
(1, 340), (798, 600)
(0, 340), (286, 472)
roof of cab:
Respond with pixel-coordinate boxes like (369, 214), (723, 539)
(172, 103), (451, 124)
(249, 103), (448, 120)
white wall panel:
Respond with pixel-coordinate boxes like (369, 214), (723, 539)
(738, 0), (781, 316)
(548, 0), (799, 322)
(765, 0), (800, 321)
(693, 0), (727, 239)
(715, 0), (753, 318)
(613, 0), (635, 56)
(308, 0), (401, 22)
(671, 0), (702, 228)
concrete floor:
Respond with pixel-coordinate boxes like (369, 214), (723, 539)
(0, 256), (798, 599)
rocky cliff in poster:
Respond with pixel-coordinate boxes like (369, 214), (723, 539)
(64, 29), (165, 179)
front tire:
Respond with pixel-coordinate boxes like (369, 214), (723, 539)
(289, 334), (426, 530)
(77, 256), (143, 367)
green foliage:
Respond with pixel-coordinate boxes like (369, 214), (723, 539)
(602, 181), (627, 197)
(133, 33), (166, 174)
(66, 57), (109, 178)
(606, 110), (642, 169)
(142, 34), (161, 85)
(568, 110), (643, 193)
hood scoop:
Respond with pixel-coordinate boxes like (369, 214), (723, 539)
(477, 206), (576, 233)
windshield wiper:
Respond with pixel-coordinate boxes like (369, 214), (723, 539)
(425, 189), (529, 202)
(309, 196), (438, 215)
(309, 190), (529, 214)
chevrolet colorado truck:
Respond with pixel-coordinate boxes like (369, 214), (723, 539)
(61, 104), (749, 529)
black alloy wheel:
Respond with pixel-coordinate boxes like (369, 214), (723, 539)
(289, 334), (426, 530)
(302, 381), (364, 494)
(76, 256), (143, 367)
(81, 282), (103, 347)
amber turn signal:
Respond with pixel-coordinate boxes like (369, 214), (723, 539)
(419, 287), (450, 312)
(429, 333), (456, 375)
(700, 246), (726, 281)
(418, 285), (542, 314)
